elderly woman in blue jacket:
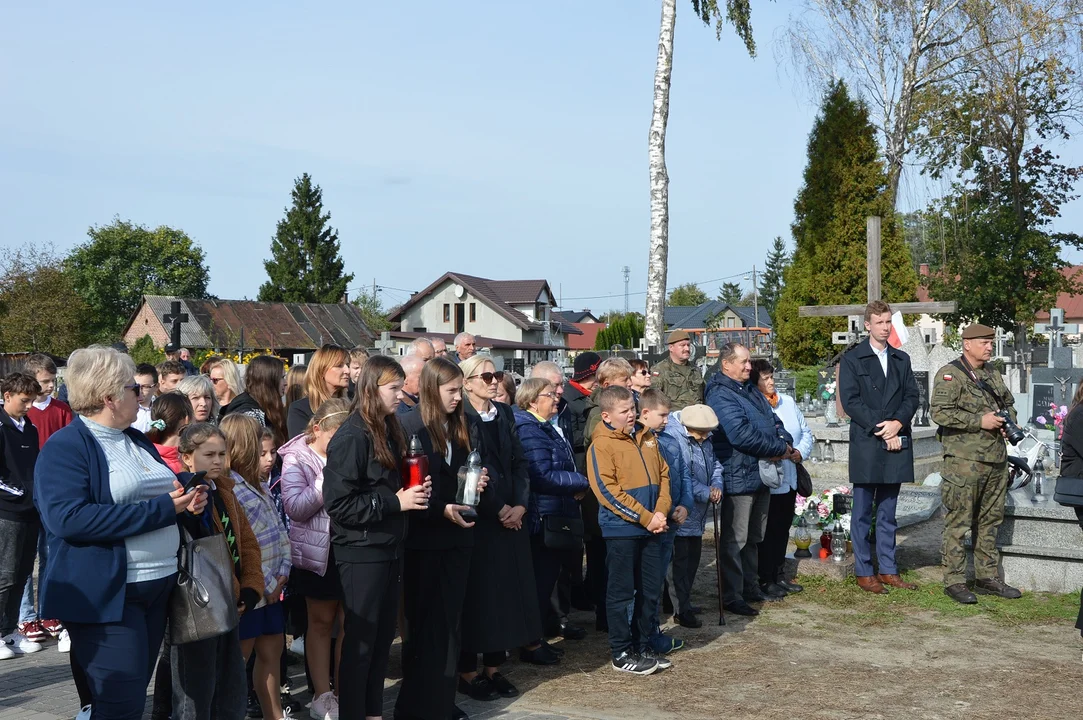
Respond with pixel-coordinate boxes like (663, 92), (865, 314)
(751, 360), (814, 600)
(513, 377), (590, 666)
(34, 346), (207, 720)
(659, 404), (725, 628)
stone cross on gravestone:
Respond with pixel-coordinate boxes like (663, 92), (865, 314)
(375, 331), (395, 356)
(162, 300), (189, 349)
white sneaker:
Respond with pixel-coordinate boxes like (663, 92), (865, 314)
(309, 691), (338, 720)
(3, 632), (43, 654)
(75, 705), (92, 720)
(0, 642), (13, 660)
(57, 629), (71, 653)
(289, 636), (305, 657)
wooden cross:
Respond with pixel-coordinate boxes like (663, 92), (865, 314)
(798, 217), (957, 323)
(162, 300), (189, 348)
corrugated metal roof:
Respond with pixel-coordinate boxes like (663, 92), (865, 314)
(136, 295), (374, 351)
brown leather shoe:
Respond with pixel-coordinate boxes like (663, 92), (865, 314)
(856, 576), (888, 594)
(878, 574), (918, 590)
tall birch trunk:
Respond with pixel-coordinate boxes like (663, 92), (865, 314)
(644, 0), (676, 351)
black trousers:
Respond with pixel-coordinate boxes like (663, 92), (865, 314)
(1076, 509), (1083, 633)
(758, 489), (797, 585)
(584, 537), (608, 623)
(671, 536), (703, 616)
(530, 535), (567, 641)
(456, 650), (507, 673)
(396, 547), (470, 720)
(337, 558), (401, 719)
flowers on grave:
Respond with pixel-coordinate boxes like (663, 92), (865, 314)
(1035, 403), (1068, 438)
(821, 381), (837, 401)
(794, 485), (852, 532)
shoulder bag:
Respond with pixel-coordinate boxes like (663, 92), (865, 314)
(1054, 476), (1083, 508)
(169, 525), (239, 644)
(795, 462), (814, 498)
(543, 515), (584, 551)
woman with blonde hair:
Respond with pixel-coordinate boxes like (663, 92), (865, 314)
(284, 365), (307, 414)
(35, 346), (208, 720)
(287, 345), (351, 439)
(208, 358), (244, 409)
(176, 375), (219, 424)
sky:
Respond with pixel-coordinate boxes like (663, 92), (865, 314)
(3, 1), (1083, 317)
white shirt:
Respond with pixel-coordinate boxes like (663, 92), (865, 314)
(10, 415), (25, 432)
(871, 342), (889, 377)
(32, 396), (52, 411)
(132, 404), (153, 434)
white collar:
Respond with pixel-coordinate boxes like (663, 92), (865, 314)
(32, 396), (52, 411)
(478, 404), (498, 422)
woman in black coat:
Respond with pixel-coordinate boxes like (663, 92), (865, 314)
(396, 358), (487, 720)
(456, 356), (541, 701)
(1056, 387), (1083, 637)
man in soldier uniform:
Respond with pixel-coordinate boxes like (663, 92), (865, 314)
(652, 330), (704, 410)
(930, 323), (1023, 604)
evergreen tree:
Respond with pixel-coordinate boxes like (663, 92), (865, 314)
(717, 282), (743, 305)
(758, 236), (789, 319)
(594, 313), (646, 351)
(775, 80), (918, 367)
(259, 174), (354, 303)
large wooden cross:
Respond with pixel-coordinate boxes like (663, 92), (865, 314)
(798, 217), (957, 324)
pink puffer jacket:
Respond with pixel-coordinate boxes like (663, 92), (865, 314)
(279, 434), (331, 576)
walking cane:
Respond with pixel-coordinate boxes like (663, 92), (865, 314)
(711, 499), (726, 626)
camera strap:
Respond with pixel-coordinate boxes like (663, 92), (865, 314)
(951, 356), (1003, 410)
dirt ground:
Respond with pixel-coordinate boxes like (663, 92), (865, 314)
(449, 516), (1083, 720)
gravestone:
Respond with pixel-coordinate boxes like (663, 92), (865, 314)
(1030, 384), (1055, 424)
(1030, 341), (1083, 413)
(913, 371), (930, 426)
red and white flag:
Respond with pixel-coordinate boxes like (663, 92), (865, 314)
(887, 311), (908, 349)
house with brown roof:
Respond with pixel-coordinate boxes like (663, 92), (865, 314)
(386, 272), (579, 363)
(123, 295), (375, 363)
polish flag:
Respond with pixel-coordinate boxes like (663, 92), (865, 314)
(887, 311), (908, 348)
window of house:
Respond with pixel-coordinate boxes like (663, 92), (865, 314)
(443, 304), (450, 322)
(415, 327), (426, 333)
(470, 303), (476, 322)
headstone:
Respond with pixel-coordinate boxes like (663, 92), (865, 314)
(927, 343), (959, 377)
(1031, 384), (1055, 424)
(1052, 346), (1073, 369)
(775, 372), (796, 400)
(510, 358), (525, 377)
(913, 371), (930, 426)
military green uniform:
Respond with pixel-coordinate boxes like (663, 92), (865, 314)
(930, 358), (1016, 586)
(651, 356), (704, 410)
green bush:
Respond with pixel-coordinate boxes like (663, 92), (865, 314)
(130, 334), (164, 366)
(794, 367), (819, 399)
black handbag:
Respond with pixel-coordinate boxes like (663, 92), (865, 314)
(795, 462), (813, 498)
(1054, 476), (1083, 507)
(542, 515), (584, 551)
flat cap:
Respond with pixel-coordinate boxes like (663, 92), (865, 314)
(961, 323), (995, 340)
(679, 404), (718, 431)
(666, 330), (691, 345)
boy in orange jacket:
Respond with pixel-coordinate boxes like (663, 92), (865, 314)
(587, 386), (672, 676)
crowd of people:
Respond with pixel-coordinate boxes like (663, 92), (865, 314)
(0, 306), (1072, 720)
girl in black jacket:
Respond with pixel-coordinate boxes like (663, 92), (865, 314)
(396, 358), (487, 720)
(322, 356), (431, 720)
(1058, 390), (1083, 637)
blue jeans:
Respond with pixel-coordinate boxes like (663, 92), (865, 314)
(605, 535), (663, 659)
(851, 484), (901, 576)
(66, 574), (174, 720)
(18, 528), (48, 624)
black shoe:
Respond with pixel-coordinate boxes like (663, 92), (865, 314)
(723, 600), (760, 616)
(777, 579), (804, 594)
(745, 588), (781, 603)
(611, 650), (659, 675)
(944, 583), (978, 604)
(688, 604), (703, 614)
(640, 648), (672, 670)
(556, 622), (586, 640)
(245, 691), (263, 718)
(762, 582), (790, 598)
(458, 675), (500, 701)
(281, 693), (304, 714)
(974, 577), (1022, 599)
(676, 612), (702, 629)
(486, 671), (519, 698)
(450, 704), (469, 720)
(541, 639), (565, 657)
(518, 644), (560, 665)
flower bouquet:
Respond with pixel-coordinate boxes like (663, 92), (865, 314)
(1035, 402), (1068, 439)
(794, 485), (852, 532)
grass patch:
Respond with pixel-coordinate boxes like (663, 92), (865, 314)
(791, 573), (1079, 625)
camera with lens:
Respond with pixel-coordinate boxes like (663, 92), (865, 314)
(996, 409), (1024, 446)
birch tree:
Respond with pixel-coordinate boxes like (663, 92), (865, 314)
(782, 0), (1083, 210)
(644, 0), (757, 349)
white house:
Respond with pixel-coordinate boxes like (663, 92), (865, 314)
(387, 272), (579, 367)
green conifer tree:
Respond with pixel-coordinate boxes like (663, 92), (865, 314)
(775, 80), (917, 367)
(259, 174), (354, 303)
(758, 236), (789, 320)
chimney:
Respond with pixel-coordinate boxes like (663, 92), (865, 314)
(919, 263), (930, 277)
(342, 292), (349, 304)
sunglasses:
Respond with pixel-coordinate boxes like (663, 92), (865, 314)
(468, 371), (505, 384)
(124, 383), (140, 395)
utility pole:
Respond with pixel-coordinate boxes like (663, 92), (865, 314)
(622, 266), (630, 314)
(373, 278), (377, 303)
(752, 264), (759, 329)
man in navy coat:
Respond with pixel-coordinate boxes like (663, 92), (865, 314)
(839, 301), (920, 594)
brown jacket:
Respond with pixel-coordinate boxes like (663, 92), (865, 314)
(210, 472), (265, 603)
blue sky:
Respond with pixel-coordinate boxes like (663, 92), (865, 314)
(3, 1), (1082, 316)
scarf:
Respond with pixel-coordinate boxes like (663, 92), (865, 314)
(765, 392), (780, 408)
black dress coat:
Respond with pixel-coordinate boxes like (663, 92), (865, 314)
(838, 339), (920, 485)
(1059, 406), (1083, 632)
(460, 401), (542, 654)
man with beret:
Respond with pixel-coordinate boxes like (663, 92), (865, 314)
(652, 330), (705, 410)
(931, 323), (1022, 604)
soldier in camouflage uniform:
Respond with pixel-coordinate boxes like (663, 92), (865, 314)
(651, 330), (705, 411)
(930, 323), (1023, 604)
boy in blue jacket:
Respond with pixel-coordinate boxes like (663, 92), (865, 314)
(640, 390), (691, 653)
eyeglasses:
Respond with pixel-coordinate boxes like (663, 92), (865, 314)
(124, 383), (140, 395)
(538, 392), (559, 399)
(636, 370), (650, 376)
(210, 377), (225, 384)
(468, 371), (505, 384)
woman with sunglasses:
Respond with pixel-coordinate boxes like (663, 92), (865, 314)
(455, 356), (540, 701)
